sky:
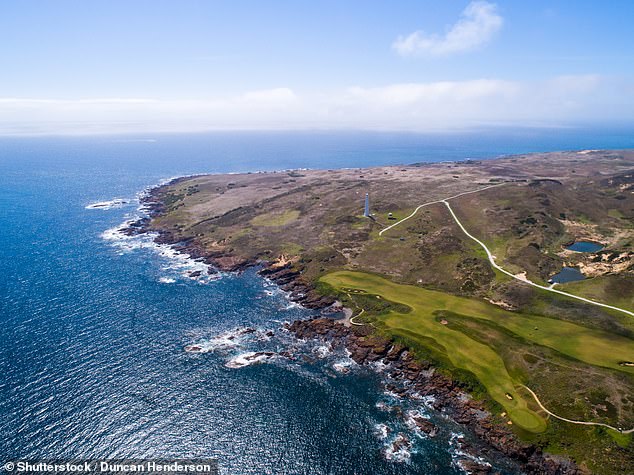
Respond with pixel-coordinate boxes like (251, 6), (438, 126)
(1, 0), (633, 135)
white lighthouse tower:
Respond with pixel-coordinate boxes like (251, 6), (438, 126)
(363, 193), (370, 217)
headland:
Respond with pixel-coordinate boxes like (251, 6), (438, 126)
(127, 150), (634, 473)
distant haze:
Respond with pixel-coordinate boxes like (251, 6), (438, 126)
(1, 1), (633, 135)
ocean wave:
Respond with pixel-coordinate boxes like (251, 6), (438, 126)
(404, 409), (429, 426)
(369, 360), (390, 372)
(332, 358), (356, 373)
(97, 179), (229, 285)
(420, 395), (436, 406)
(184, 327), (274, 354)
(85, 198), (130, 210)
(101, 219), (155, 248)
(373, 423), (390, 440)
(262, 278), (302, 309)
(449, 432), (492, 474)
(403, 409), (439, 439)
(383, 389), (404, 400)
(375, 401), (392, 412)
(312, 344), (332, 359)
(101, 219), (221, 284)
(382, 433), (412, 463)
(225, 351), (277, 369)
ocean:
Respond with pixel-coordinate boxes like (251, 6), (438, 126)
(2, 129), (633, 474)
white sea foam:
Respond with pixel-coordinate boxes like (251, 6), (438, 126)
(101, 218), (220, 284)
(262, 278), (302, 309)
(225, 351), (276, 369)
(369, 360), (390, 372)
(449, 432), (464, 443)
(86, 198), (130, 210)
(96, 175), (225, 281)
(421, 395), (436, 407)
(373, 423), (390, 440)
(332, 358), (356, 373)
(375, 401), (391, 412)
(383, 389), (403, 400)
(312, 344), (332, 358)
(158, 277), (176, 284)
(383, 433), (412, 463)
(405, 409), (429, 423)
(404, 409), (433, 437)
(185, 327), (263, 354)
(101, 220), (155, 248)
(448, 432), (492, 473)
(452, 452), (492, 474)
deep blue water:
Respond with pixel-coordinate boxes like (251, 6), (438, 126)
(549, 267), (586, 284)
(1, 130), (633, 474)
(566, 241), (604, 253)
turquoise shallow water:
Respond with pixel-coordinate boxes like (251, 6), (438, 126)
(1, 131), (633, 474)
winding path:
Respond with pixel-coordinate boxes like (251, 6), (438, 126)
(349, 308), (365, 326)
(442, 199), (634, 318)
(378, 184), (634, 431)
(378, 184), (504, 237)
(521, 385), (634, 434)
(379, 183), (634, 318)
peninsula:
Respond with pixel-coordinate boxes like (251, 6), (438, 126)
(131, 150), (634, 473)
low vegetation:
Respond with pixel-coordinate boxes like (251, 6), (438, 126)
(321, 271), (633, 429)
(148, 150), (634, 472)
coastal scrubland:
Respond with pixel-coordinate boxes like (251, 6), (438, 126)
(142, 150), (634, 473)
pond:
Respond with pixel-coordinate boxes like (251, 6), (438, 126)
(549, 267), (585, 284)
(566, 240), (604, 253)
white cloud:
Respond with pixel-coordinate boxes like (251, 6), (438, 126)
(546, 74), (601, 93)
(345, 79), (517, 106)
(393, 1), (503, 57)
(0, 89), (302, 135)
(0, 75), (631, 135)
(331, 76), (618, 129)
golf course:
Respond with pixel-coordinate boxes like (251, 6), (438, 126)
(144, 150), (634, 471)
(321, 271), (634, 434)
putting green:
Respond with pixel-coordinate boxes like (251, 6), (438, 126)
(321, 271), (634, 432)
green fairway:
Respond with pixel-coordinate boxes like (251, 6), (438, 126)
(320, 271), (634, 432)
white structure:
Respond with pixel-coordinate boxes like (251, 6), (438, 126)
(364, 193), (370, 217)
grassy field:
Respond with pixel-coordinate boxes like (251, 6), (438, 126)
(562, 275), (634, 313)
(320, 271), (634, 434)
(251, 209), (300, 227)
(149, 151), (634, 471)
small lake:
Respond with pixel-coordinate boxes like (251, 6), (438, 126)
(566, 241), (604, 253)
(549, 267), (586, 284)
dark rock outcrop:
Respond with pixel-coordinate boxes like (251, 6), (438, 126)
(124, 186), (335, 308)
(287, 317), (581, 475)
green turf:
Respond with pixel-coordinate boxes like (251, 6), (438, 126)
(607, 428), (632, 448)
(562, 275), (634, 314)
(251, 209), (300, 227)
(320, 271), (634, 432)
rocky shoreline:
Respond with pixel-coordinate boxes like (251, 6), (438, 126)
(124, 181), (336, 309)
(288, 317), (580, 475)
(129, 180), (580, 475)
